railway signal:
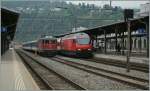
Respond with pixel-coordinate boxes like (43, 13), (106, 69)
(124, 9), (134, 72)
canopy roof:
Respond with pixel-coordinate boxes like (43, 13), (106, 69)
(55, 16), (149, 38)
(1, 7), (19, 40)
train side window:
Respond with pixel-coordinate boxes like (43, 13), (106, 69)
(54, 40), (57, 43)
(73, 39), (76, 43)
(50, 40), (56, 44)
(49, 40), (51, 44)
(54, 40), (56, 44)
(42, 40), (45, 44)
(45, 40), (49, 44)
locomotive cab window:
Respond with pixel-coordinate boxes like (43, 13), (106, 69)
(77, 38), (90, 44)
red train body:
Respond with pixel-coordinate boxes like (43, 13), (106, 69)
(59, 33), (93, 57)
(22, 33), (93, 57)
(22, 36), (57, 57)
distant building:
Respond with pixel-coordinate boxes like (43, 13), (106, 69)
(135, 3), (149, 18)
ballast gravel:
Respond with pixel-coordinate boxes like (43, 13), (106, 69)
(21, 50), (140, 90)
(59, 56), (149, 81)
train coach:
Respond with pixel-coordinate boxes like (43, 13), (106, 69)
(22, 36), (57, 57)
(59, 33), (93, 57)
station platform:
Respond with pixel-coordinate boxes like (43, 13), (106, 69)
(94, 53), (149, 65)
(0, 48), (39, 90)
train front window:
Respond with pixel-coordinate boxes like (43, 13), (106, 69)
(77, 38), (90, 44)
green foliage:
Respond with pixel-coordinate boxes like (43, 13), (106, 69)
(2, 1), (132, 43)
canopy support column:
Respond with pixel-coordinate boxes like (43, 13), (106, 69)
(126, 21), (131, 72)
(104, 30), (106, 54)
(146, 23), (149, 57)
(95, 35), (98, 51)
(122, 32), (125, 55)
(115, 28), (118, 54)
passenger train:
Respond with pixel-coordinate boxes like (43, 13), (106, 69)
(22, 36), (57, 57)
(22, 33), (93, 57)
(58, 33), (93, 57)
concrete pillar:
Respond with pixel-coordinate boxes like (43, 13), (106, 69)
(6, 39), (9, 51)
(4, 38), (6, 52)
(122, 32), (125, 55)
(139, 37), (142, 53)
(146, 23), (149, 57)
(141, 38), (144, 49)
(4, 39), (6, 54)
(132, 38), (134, 50)
(134, 38), (137, 49)
(1, 39), (3, 55)
(115, 28), (118, 53)
(119, 33), (121, 54)
(95, 35), (98, 50)
(129, 34), (132, 52)
(90, 34), (94, 48)
(126, 20), (131, 72)
(104, 30), (106, 54)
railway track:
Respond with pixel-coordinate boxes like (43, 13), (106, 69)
(16, 50), (86, 90)
(81, 57), (149, 73)
(51, 56), (149, 90)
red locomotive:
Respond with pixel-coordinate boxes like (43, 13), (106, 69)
(22, 36), (57, 57)
(58, 33), (93, 57)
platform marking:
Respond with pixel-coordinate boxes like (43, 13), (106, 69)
(15, 73), (26, 90)
(12, 49), (26, 90)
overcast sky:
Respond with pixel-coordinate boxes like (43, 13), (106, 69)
(2, 0), (149, 9)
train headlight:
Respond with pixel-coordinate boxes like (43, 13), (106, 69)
(88, 49), (91, 51)
(77, 49), (81, 51)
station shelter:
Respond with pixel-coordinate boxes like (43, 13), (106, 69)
(1, 8), (19, 55)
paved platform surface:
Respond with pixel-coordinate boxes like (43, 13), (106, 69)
(94, 53), (149, 65)
(0, 49), (39, 90)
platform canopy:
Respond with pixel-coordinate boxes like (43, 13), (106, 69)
(1, 8), (19, 55)
(1, 8), (19, 40)
(55, 16), (149, 37)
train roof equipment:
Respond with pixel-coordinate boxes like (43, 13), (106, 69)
(61, 33), (90, 40)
